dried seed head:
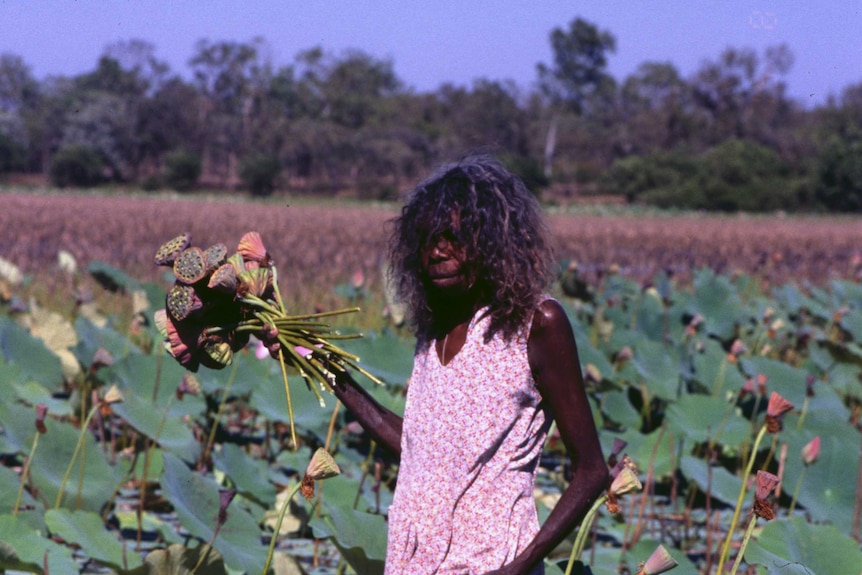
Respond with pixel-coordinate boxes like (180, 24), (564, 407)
(639, 544), (678, 575)
(90, 348), (114, 371)
(765, 391), (794, 432)
(166, 284), (203, 322)
(173, 247), (208, 284)
(203, 243), (228, 273)
(208, 263), (238, 294)
(610, 467), (642, 496)
(305, 448), (341, 481)
(754, 470), (780, 501)
(154, 233), (191, 266)
(163, 314), (200, 370)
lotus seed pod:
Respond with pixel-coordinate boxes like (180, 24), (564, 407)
(166, 283), (203, 321)
(208, 262), (238, 294)
(173, 247), (208, 284)
(204, 243), (228, 273)
(154, 233), (191, 266)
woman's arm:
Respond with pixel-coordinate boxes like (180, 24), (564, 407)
(330, 370), (404, 456)
(496, 299), (609, 574)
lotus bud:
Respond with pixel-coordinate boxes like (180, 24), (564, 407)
(801, 436), (820, 465)
(351, 268), (365, 289)
(35, 403), (48, 434)
(729, 339), (748, 357)
(208, 263), (237, 294)
(583, 363), (602, 384)
(154, 232), (191, 266)
(166, 284), (203, 322)
(765, 391), (794, 432)
(173, 247), (208, 284)
(237, 231), (271, 266)
(637, 544), (678, 575)
(301, 448), (341, 500)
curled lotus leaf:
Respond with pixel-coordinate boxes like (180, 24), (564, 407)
(166, 283), (203, 322)
(237, 268), (272, 298)
(200, 340), (233, 369)
(227, 252), (245, 275)
(154, 232), (191, 266)
(173, 247), (208, 284)
(153, 309), (169, 338)
(208, 263), (238, 294)
(204, 243), (228, 273)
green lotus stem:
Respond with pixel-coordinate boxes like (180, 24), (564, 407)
(565, 493), (609, 575)
(788, 466), (808, 516)
(797, 396), (810, 430)
(729, 513), (758, 575)
(717, 423), (767, 574)
(203, 361), (239, 465)
(277, 347), (298, 450)
(262, 481), (304, 575)
(55, 404), (100, 509)
(13, 433), (40, 516)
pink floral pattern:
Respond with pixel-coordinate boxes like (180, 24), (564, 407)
(385, 308), (550, 574)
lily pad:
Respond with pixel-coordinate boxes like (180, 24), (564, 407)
(160, 453), (267, 574)
(745, 516), (862, 575)
(45, 508), (143, 571)
(0, 513), (78, 573)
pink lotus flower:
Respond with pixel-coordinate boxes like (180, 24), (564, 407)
(801, 436), (821, 465)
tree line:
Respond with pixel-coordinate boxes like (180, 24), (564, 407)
(0, 18), (860, 211)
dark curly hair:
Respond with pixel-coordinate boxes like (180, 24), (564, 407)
(388, 156), (555, 347)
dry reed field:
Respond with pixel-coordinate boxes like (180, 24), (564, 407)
(2, 191), (861, 298)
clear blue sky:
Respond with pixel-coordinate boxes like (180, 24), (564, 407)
(1, 0), (860, 108)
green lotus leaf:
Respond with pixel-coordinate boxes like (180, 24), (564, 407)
(631, 338), (682, 401)
(679, 454), (742, 506)
(126, 543), (227, 575)
(745, 516), (862, 575)
(111, 387), (201, 463)
(0, 464), (39, 514)
(73, 316), (140, 370)
(12, 381), (74, 417)
(0, 316), (63, 391)
(45, 509), (143, 571)
(160, 453), (267, 574)
(665, 394), (750, 450)
(212, 443), (276, 508)
(337, 329), (415, 386)
(0, 513), (78, 574)
(690, 338), (747, 397)
(687, 268), (743, 341)
(309, 501), (387, 575)
(600, 389), (641, 430)
(27, 417), (121, 513)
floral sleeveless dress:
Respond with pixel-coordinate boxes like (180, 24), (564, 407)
(385, 308), (550, 574)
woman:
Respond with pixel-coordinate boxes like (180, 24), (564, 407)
(277, 156), (607, 574)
